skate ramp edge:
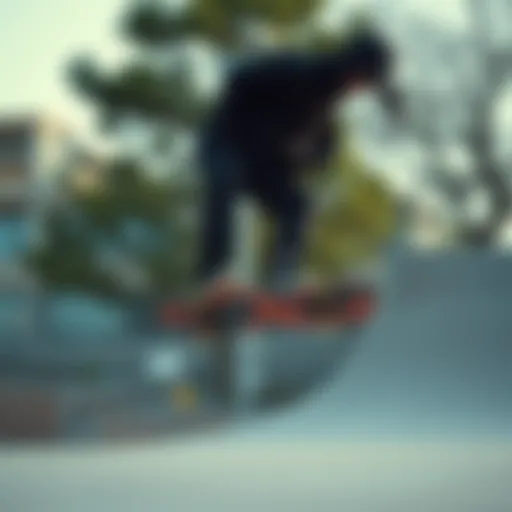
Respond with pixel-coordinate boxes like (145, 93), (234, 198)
(225, 251), (512, 439)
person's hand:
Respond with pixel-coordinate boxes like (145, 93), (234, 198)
(286, 142), (311, 161)
(285, 133), (317, 161)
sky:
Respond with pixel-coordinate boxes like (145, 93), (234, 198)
(5, 0), (512, 236)
(0, 0), (468, 135)
(0, 0), (510, 163)
(0, 0), (125, 145)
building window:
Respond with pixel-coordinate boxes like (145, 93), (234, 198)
(48, 295), (128, 340)
(0, 216), (28, 262)
(0, 130), (31, 169)
(0, 294), (29, 337)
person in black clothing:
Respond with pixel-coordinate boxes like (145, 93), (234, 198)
(198, 30), (402, 292)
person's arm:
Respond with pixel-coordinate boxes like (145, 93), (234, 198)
(286, 116), (338, 172)
(308, 121), (337, 170)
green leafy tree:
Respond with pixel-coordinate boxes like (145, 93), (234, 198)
(30, 0), (396, 405)
(27, 159), (196, 322)
(43, 0), (363, 297)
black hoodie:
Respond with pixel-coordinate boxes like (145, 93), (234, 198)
(204, 31), (393, 178)
(208, 50), (346, 177)
(197, 34), (394, 284)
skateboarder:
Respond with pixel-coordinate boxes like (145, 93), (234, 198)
(197, 29), (402, 295)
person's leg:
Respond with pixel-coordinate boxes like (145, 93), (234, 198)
(197, 135), (242, 284)
(253, 175), (310, 292)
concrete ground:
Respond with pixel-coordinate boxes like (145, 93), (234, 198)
(1, 438), (511, 512)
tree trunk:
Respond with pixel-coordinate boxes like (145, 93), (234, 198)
(465, 0), (512, 246)
(465, 108), (511, 247)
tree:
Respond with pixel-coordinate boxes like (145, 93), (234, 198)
(304, 148), (395, 279)
(29, 0), (397, 406)
(57, 1), (397, 286)
(256, 139), (396, 283)
(403, 0), (512, 247)
(27, 159), (197, 334)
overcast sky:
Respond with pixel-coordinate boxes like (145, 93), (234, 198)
(0, 0), (511, 188)
(0, 0), (470, 134)
(0, 0), (125, 145)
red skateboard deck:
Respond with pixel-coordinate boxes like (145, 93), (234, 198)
(159, 286), (376, 332)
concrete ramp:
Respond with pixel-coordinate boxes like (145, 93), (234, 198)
(2, 253), (511, 512)
(230, 252), (512, 438)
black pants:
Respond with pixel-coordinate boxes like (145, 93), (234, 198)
(198, 133), (308, 291)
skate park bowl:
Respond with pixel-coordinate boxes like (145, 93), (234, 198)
(1, 250), (511, 511)
(0, 283), (373, 444)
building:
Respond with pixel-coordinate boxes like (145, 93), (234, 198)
(0, 114), (98, 340)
